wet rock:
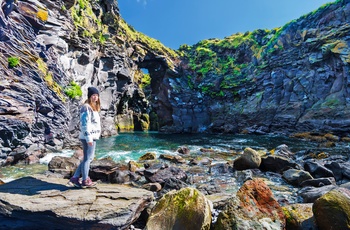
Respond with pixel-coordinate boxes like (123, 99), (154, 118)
(109, 170), (141, 184)
(300, 177), (336, 187)
(189, 158), (199, 165)
(205, 193), (233, 210)
(341, 162), (350, 181)
(325, 161), (344, 182)
(145, 187), (212, 230)
(144, 166), (187, 184)
(209, 162), (232, 174)
(304, 161), (334, 178)
(282, 203), (317, 230)
(234, 170), (253, 183)
(214, 178), (285, 230)
(128, 160), (140, 172)
(48, 155), (81, 178)
(298, 185), (337, 203)
(159, 178), (189, 196)
(139, 152), (157, 161)
(274, 144), (295, 158)
(313, 188), (350, 230)
(260, 155), (299, 173)
(282, 169), (314, 186)
(341, 182), (350, 190)
(142, 182), (162, 192)
(177, 146), (190, 154)
(159, 154), (175, 161)
(171, 155), (186, 164)
(233, 147), (261, 170)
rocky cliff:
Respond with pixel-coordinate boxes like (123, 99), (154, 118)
(0, 0), (178, 163)
(0, 0), (349, 164)
(163, 0), (350, 135)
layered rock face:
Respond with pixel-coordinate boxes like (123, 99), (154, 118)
(0, 0), (176, 159)
(160, 1), (350, 135)
(1, 0), (350, 162)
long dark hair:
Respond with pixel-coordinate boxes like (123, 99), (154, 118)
(85, 97), (101, 112)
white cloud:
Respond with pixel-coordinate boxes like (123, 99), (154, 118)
(136, 0), (147, 5)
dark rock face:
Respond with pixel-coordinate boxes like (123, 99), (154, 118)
(1, 0), (350, 165)
(158, 1), (350, 135)
(0, 0), (174, 163)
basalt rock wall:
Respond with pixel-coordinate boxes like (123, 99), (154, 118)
(158, 0), (350, 136)
(0, 0), (350, 164)
(0, 0), (175, 161)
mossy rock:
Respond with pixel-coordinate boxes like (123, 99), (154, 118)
(313, 188), (350, 230)
(282, 203), (316, 230)
(145, 187), (212, 230)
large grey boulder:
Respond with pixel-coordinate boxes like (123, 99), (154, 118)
(0, 175), (154, 229)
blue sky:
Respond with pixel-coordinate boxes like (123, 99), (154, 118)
(119, 0), (334, 50)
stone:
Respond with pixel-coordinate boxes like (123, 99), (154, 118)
(260, 155), (299, 173)
(298, 185), (337, 203)
(304, 161), (334, 179)
(139, 152), (157, 161)
(300, 177), (336, 187)
(282, 203), (317, 230)
(214, 178), (285, 230)
(144, 166), (187, 184)
(0, 175), (154, 229)
(282, 169), (314, 186)
(313, 188), (350, 230)
(145, 187), (212, 230)
(233, 147), (261, 170)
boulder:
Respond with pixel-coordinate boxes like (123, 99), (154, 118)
(282, 169), (314, 186)
(214, 178), (285, 230)
(300, 177), (336, 187)
(282, 203), (317, 230)
(145, 187), (212, 230)
(233, 147), (261, 170)
(313, 188), (350, 230)
(48, 155), (81, 178)
(144, 166), (187, 184)
(298, 185), (337, 203)
(274, 144), (295, 158)
(139, 152), (157, 161)
(177, 146), (190, 154)
(304, 161), (334, 178)
(260, 155), (299, 173)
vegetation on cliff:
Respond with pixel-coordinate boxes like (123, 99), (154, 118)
(177, 0), (341, 99)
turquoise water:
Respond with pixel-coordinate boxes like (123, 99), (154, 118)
(95, 132), (349, 162)
(1, 132), (349, 182)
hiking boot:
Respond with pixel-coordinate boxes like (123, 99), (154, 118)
(69, 177), (81, 187)
(82, 177), (96, 187)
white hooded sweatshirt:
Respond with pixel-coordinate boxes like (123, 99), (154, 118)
(79, 104), (101, 142)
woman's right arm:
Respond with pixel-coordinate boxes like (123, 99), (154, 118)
(80, 105), (93, 144)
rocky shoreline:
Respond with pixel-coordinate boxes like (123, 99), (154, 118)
(1, 140), (350, 229)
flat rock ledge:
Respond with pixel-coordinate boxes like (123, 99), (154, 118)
(0, 175), (154, 230)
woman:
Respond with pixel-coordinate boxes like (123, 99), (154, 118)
(69, 86), (101, 187)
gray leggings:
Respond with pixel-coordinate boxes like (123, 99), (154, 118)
(73, 139), (96, 180)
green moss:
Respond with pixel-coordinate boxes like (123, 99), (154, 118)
(171, 188), (200, 219)
(117, 19), (179, 62)
(70, 0), (108, 45)
(140, 73), (151, 88)
(64, 81), (82, 99)
(8, 56), (19, 68)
